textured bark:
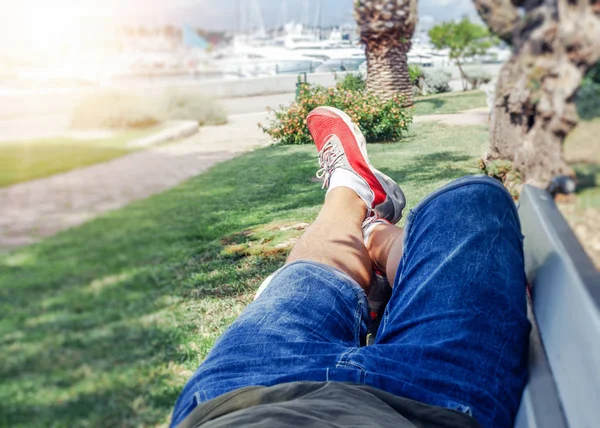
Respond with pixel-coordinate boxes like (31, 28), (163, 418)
(366, 44), (413, 104)
(473, 0), (520, 42)
(475, 0), (600, 188)
(456, 61), (469, 91)
(354, 0), (418, 106)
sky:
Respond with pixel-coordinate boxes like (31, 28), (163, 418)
(0, 0), (479, 30)
(0, 0), (479, 61)
(161, 0), (478, 30)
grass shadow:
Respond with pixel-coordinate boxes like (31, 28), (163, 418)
(0, 121), (490, 426)
(385, 151), (474, 184)
(412, 91), (487, 116)
(414, 97), (445, 112)
(571, 162), (600, 193)
(0, 147), (321, 427)
(573, 163), (600, 192)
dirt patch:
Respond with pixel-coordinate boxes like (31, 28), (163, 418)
(220, 221), (310, 259)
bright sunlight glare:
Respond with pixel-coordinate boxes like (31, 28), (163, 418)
(0, 0), (178, 62)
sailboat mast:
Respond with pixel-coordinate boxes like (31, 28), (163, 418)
(250, 0), (265, 35)
(279, 0), (288, 29)
(236, 0), (242, 34)
(314, 0), (323, 39)
(301, 0), (310, 27)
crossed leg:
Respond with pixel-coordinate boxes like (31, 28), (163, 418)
(170, 180), (399, 426)
(288, 186), (405, 291)
(171, 177), (531, 428)
(287, 187), (372, 289)
(171, 105), (530, 428)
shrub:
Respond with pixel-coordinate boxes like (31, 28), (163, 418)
(585, 61), (600, 84)
(409, 64), (426, 96)
(577, 80), (600, 120)
(424, 70), (452, 94)
(577, 62), (600, 120)
(71, 91), (160, 129)
(158, 89), (228, 126)
(261, 84), (413, 145)
(335, 72), (367, 92)
(409, 64), (424, 84)
(464, 69), (493, 90)
(71, 89), (227, 129)
(479, 159), (522, 199)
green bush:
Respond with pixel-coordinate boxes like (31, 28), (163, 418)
(261, 83), (413, 145)
(479, 159), (522, 199)
(409, 64), (426, 96)
(577, 62), (600, 120)
(335, 72), (367, 92)
(585, 61), (600, 84)
(577, 80), (600, 120)
(71, 91), (160, 129)
(409, 64), (424, 84)
(464, 68), (492, 89)
(71, 89), (227, 129)
(158, 89), (228, 126)
(424, 70), (452, 94)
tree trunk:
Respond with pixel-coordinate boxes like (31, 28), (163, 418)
(488, 23), (585, 188)
(476, 0), (600, 189)
(366, 43), (413, 106)
(455, 61), (469, 91)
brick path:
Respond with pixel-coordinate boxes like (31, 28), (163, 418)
(0, 113), (269, 250)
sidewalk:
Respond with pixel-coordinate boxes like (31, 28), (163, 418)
(414, 107), (489, 126)
(0, 112), (270, 250)
(0, 107), (491, 251)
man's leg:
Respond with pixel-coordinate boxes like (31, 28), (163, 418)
(288, 187), (371, 288)
(170, 195), (374, 427)
(349, 177), (531, 428)
(364, 221), (404, 285)
(170, 107), (406, 426)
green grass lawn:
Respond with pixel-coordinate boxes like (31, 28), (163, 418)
(0, 122), (488, 427)
(0, 127), (165, 188)
(413, 90), (487, 116)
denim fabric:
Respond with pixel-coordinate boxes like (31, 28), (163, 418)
(171, 176), (531, 428)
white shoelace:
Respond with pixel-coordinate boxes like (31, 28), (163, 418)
(316, 137), (346, 189)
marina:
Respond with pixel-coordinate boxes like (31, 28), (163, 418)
(0, 0), (509, 92)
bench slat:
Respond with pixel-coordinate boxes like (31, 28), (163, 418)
(518, 185), (600, 428)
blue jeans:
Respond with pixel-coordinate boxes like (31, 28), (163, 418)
(171, 176), (531, 428)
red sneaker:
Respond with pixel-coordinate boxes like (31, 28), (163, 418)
(307, 106), (406, 224)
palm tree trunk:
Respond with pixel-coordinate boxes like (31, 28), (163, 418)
(366, 44), (413, 106)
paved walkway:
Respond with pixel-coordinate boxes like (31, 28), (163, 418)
(414, 107), (490, 126)
(0, 112), (270, 250)
(0, 107), (490, 251)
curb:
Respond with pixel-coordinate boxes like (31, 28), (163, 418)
(128, 120), (199, 148)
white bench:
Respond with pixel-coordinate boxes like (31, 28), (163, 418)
(515, 185), (600, 428)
